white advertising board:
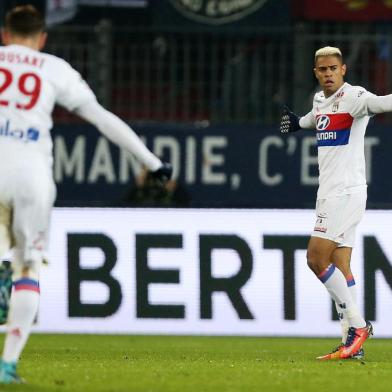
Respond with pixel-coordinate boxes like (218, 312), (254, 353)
(31, 208), (392, 337)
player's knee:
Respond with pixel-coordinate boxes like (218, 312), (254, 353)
(306, 252), (317, 272)
(306, 247), (324, 273)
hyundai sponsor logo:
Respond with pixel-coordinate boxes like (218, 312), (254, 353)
(316, 115), (331, 130)
(317, 129), (350, 147)
(317, 131), (336, 141)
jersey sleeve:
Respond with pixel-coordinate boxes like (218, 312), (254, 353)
(75, 101), (162, 171)
(299, 111), (316, 129)
(348, 87), (376, 118)
(365, 94), (392, 115)
(54, 59), (97, 111)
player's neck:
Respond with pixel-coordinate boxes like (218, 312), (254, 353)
(323, 82), (345, 98)
(5, 36), (42, 51)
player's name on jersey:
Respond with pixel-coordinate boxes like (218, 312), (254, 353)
(0, 50), (45, 68)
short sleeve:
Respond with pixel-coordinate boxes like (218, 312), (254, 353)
(54, 59), (97, 111)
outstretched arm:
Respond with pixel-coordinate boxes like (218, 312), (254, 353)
(53, 58), (172, 180)
(75, 101), (162, 172)
(366, 94), (392, 114)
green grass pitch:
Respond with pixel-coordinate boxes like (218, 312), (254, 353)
(0, 335), (391, 391)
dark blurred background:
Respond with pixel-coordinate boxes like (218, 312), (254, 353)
(2, 0), (392, 208)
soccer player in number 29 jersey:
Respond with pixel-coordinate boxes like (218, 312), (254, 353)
(0, 5), (172, 383)
(280, 46), (392, 360)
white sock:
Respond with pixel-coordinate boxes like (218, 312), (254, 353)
(335, 302), (349, 343)
(2, 278), (40, 363)
(335, 275), (356, 343)
(318, 264), (365, 329)
(347, 275), (357, 303)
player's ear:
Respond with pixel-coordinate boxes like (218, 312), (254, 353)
(38, 32), (47, 51)
(313, 67), (319, 80)
(1, 29), (10, 45)
(341, 63), (347, 76)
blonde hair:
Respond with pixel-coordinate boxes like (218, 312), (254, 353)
(315, 46), (343, 63)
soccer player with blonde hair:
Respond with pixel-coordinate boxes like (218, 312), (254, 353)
(280, 45), (392, 359)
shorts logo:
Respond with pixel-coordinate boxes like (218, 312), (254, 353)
(316, 115), (330, 130)
(314, 213), (327, 233)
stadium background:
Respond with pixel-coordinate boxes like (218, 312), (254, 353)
(1, 0), (391, 339)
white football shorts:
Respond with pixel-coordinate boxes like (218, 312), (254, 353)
(0, 146), (56, 278)
(311, 191), (367, 248)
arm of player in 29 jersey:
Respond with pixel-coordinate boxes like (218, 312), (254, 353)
(0, 45), (163, 172)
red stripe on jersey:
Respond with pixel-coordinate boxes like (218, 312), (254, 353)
(14, 284), (40, 293)
(316, 113), (353, 131)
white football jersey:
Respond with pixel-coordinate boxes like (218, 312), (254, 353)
(0, 44), (96, 165)
(305, 82), (374, 199)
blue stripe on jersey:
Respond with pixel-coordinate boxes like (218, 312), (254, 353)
(317, 129), (350, 147)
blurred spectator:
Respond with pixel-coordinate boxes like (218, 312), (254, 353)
(124, 167), (190, 207)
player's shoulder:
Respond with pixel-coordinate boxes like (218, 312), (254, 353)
(39, 52), (83, 87)
(40, 51), (74, 72)
(313, 89), (325, 104)
(342, 83), (369, 100)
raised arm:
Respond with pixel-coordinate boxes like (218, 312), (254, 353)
(75, 101), (172, 181)
(366, 94), (392, 114)
(54, 58), (172, 182)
